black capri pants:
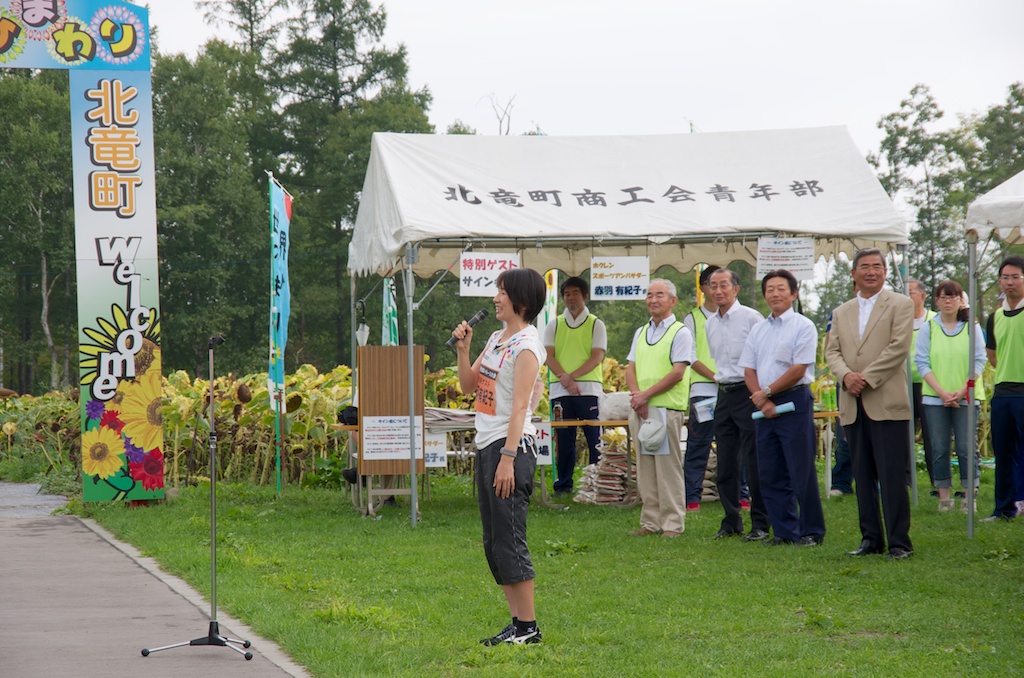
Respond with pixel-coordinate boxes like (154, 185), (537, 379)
(476, 437), (536, 585)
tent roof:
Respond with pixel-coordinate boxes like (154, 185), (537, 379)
(966, 168), (1024, 244)
(350, 126), (907, 277)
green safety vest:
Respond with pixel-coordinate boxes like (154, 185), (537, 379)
(921, 318), (986, 400)
(686, 307), (717, 388)
(635, 321), (689, 411)
(994, 309), (1024, 385)
(910, 309), (935, 384)
(549, 315), (603, 385)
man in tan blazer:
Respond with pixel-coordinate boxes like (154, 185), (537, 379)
(826, 248), (915, 560)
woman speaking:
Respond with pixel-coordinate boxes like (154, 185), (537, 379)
(452, 267), (547, 646)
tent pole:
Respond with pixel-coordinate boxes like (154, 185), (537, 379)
(351, 275), (358, 394)
(966, 234), (978, 538)
(895, 245), (918, 506)
(405, 243), (419, 527)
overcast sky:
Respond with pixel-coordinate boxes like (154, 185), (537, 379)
(145, 0), (1024, 156)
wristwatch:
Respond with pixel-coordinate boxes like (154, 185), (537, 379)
(500, 447), (518, 458)
(763, 386), (773, 397)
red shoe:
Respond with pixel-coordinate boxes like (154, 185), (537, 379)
(686, 502), (701, 512)
(740, 499), (750, 510)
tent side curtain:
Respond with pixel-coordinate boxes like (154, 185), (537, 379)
(349, 126), (908, 278)
(966, 168), (1024, 244)
(358, 235), (902, 280)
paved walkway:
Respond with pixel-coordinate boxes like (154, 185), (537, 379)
(0, 481), (311, 678)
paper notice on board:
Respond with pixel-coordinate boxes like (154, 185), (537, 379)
(361, 416), (424, 460)
(756, 238), (815, 280)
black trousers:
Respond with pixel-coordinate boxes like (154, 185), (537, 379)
(844, 399), (913, 552)
(713, 386), (770, 534)
(552, 395), (601, 491)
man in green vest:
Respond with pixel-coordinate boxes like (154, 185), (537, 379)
(985, 256), (1024, 520)
(908, 279), (936, 489)
(625, 279), (692, 538)
(682, 265), (720, 511)
(544, 276), (607, 495)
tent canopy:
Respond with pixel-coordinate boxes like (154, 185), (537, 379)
(966, 168), (1024, 244)
(350, 126), (907, 278)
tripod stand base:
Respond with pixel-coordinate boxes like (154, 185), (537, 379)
(142, 620), (253, 660)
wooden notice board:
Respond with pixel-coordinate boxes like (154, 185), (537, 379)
(357, 345), (426, 475)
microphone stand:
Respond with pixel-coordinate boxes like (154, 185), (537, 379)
(142, 336), (253, 660)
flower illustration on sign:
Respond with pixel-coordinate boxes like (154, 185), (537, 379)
(79, 302), (160, 390)
(81, 425), (125, 479)
(119, 369), (163, 453)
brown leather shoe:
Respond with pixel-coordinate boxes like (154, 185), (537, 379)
(661, 530), (682, 538)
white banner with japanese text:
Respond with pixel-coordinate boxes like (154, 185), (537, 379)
(1, 0), (163, 502)
(590, 256), (649, 300)
(459, 252), (520, 297)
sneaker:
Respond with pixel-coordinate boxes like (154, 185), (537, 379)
(740, 499), (751, 511)
(481, 623), (515, 646)
(828, 489), (845, 498)
(938, 499), (954, 512)
(959, 497), (976, 513)
(686, 502), (701, 512)
(1016, 500), (1024, 516)
(506, 627), (542, 645)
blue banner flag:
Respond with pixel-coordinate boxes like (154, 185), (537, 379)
(269, 179), (292, 391)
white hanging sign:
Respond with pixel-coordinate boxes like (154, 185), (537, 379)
(534, 421), (553, 467)
(459, 252), (521, 297)
(756, 237), (816, 280)
(423, 430), (450, 468)
(590, 256), (650, 300)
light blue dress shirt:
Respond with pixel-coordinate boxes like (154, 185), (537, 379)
(738, 308), (817, 388)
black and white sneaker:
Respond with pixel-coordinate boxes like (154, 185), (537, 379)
(480, 623), (515, 646)
(505, 627), (542, 645)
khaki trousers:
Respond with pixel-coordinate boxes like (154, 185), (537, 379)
(630, 408), (687, 533)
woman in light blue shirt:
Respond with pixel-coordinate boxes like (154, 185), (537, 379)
(914, 280), (986, 512)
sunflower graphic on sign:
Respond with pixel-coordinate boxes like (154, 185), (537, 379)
(79, 303), (164, 501)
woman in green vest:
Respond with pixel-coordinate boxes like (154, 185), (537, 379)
(914, 280), (986, 512)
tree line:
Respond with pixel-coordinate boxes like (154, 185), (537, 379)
(1, 1), (1022, 394)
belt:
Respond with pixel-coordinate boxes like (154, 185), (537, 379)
(718, 382), (747, 393)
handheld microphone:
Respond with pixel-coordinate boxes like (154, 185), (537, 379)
(445, 308), (490, 349)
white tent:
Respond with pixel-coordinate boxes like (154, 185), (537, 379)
(967, 168), (1024, 243)
(348, 126), (909, 525)
(963, 168), (1024, 536)
(350, 126), (907, 277)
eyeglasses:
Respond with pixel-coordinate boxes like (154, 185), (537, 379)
(1000, 274), (1023, 281)
(936, 295), (960, 301)
(856, 264), (885, 272)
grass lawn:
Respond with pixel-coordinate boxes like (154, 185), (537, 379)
(85, 468), (1024, 677)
